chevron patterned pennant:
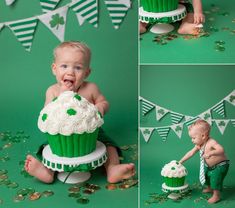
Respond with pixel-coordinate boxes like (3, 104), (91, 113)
(170, 112), (184, 124)
(71, 0), (98, 28)
(39, 0), (61, 13)
(7, 17), (38, 52)
(231, 119), (235, 127)
(104, 0), (131, 29)
(185, 116), (199, 127)
(156, 127), (170, 141)
(212, 101), (225, 117)
(141, 98), (155, 116)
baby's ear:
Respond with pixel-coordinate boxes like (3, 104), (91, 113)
(51, 63), (56, 75)
(85, 68), (91, 78)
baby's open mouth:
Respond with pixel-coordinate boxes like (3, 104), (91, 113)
(63, 79), (74, 86)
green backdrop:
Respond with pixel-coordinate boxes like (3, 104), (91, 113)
(140, 66), (235, 208)
(0, 0), (138, 207)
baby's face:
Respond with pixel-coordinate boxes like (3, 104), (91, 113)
(189, 126), (207, 146)
(52, 47), (90, 91)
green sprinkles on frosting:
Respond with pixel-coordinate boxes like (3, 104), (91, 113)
(42, 114), (48, 121)
(67, 108), (77, 116)
(171, 167), (175, 170)
(74, 94), (81, 101)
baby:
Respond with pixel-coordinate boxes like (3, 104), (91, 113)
(179, 120), (229, 203)
(140, 0), (205, 35)
(24, 41), (135, 184)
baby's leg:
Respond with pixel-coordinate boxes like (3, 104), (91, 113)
(25, 155), (54, 183)
(208, 190), (220, 203)
(105, 146), (135, 183)
(203, 185), (213, 193)
(178, 13), (200, 35)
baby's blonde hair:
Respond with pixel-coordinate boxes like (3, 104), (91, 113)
(53, 41), (91, 68)
(189, 119), (211, 137)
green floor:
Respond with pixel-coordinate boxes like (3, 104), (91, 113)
(140, 66), (235, 207)
(140, 0), (235, 64)
(0, 129), (137, 208)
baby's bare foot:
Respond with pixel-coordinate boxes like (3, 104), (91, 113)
(208, 195), (220, 203)
(107, 163), (135, 183)
(203, 187), (212, 193)
(178, 22), (200, 35)
(25, 155), (54, 183)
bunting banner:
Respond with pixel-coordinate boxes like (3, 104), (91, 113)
(39, 0), (61, 13)
(225, 90), (235, 106)
(156, 127), (170, 141)
(231, 119), (235, 127)
(170, 112), (184, 124)
(171, 123), (184, 139)
(212, 101), (225, 117)
(140, 90), (235, 142)
(0, 0), (132, 52)
(156, 105), (169, 121)
(5, 0), (15, 6)
(215, 119), (230, 135)
(199, 110), (212, 125)
(71, 0), (98, 28)
(140, 128), (155, 143)
(6, 17), (38, 52)
(38, 6), (68, 42)
(104, 0), (131, 29)
(140, 97), (155, 116)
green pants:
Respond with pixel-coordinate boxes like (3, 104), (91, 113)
(204, 161), (229, 191)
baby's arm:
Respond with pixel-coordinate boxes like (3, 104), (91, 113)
(90, 83), (109, 116)
(44, 86), (56, 106)
(179, 145), (199, 164)
(203, 140), (225, 159)
(192, 0), (204, 24)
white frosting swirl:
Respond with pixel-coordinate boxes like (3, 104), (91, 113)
(161, 160), (187, 178)
(38, 91), (104, 135)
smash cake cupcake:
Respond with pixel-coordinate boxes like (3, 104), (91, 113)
(38, 91), (103, 158)
(141, 0), (178, 13)
(161, 160), (187, 187)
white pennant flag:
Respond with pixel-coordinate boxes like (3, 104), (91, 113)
(215, 119), (229, 135)
(5, 0), (15, 6)
(140, 127), (155, 142)
(104, 0), (131, 29)
(199, 110), (212, 125)
(170, 112), (184, 124)
(231, 119), (235, 128)
(225, 90), (235, 106)
(71, 0), (98, 28)
(212, 101), (226, 117)
(38, 6), (68, 42)
(39, 0), (61, 13)
(156, 127), (170, 141)
(7, 17), (38, 52)
(171, 123), (184, 138)
(155, 105), (169, 121)
(0, 23), (4, 31)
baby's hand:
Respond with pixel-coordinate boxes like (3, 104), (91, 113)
(194, 13), (205, 24)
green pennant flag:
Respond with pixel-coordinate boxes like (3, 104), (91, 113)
(156, 127), (170, 141)
(104, 0), (131, 29)
(71, 0), (98, 28)
(39, 0), (61, 13)
(7, 17), (38, 52)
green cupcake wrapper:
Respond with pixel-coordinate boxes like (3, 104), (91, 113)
(163, 176), (185, 187)
(141, 0), (178, 13)
(46, 129), (99, 157)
